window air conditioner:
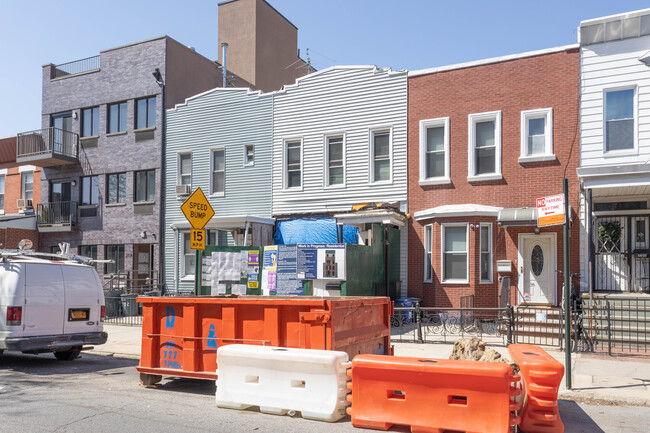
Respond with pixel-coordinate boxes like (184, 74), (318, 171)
(16, 199), (25, 208)
(176, 184), (191, 195)
(25, 199), (33, 208)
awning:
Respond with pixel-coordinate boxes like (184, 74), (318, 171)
(413, 204), (502, 221)
(333, 209), (407, 227)
(497, 207), (537, 227)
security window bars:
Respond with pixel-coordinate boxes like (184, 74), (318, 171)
(211, 149), (225, 194)
(136, 96), (156, 129)
(605, 88), (635, 152)
(372, 130), (390, 182)
(135, 170), (155, 202)
(105, 244), (125, 275)
(480, 224), (492, 283)
(327, 136), (344, 186)
(424, 224), (433, 282)
(286, 140), (301, 188)
(443, 224), (468, 282)
(106, 173), (126, 204)
(179, 153), (191, 186)
(82, 106), (99, 137)
(22, 172), (33, 201)
(108, 102), (127, 133)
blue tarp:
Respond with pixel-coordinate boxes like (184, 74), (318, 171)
(274, 218), (359, 245)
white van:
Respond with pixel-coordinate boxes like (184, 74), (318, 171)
(0, 254), (107, 360)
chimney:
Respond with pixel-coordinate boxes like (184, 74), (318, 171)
(221, 42), (228, 88)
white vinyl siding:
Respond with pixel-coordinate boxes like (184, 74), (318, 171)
(164, 88), (273, 293)
(419, 117), (450, 184)
(272, 66), (407, 214)
(580, 36), (650, 167)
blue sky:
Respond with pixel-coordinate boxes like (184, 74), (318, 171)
(0, 0), (648, 138)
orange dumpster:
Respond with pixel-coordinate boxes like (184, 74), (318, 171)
(136, 296), (391, 383)
(346, 355), (521, 433)
(508, 344), (564, 433)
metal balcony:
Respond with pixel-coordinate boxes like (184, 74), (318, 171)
(17, 127), (79, 167)
(37, 201), (77, 232)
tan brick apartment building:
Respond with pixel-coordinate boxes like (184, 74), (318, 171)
(407, 46), (581, 308)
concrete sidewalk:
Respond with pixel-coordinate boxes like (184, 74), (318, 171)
(96, 324), (650, 406)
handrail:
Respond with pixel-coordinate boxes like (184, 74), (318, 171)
(51, 55), (100, 78)
(17, 127), (79, 159)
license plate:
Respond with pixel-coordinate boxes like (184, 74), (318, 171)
(68, 309), (89, 321)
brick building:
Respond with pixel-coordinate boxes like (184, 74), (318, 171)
(0, 136), (40, 249)
(407, 46), (581, 308)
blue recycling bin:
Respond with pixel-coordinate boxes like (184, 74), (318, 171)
(394, 298), (420, 324)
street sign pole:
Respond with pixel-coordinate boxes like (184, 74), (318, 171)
(563, 177), (572, 390)
(180, 188), (215, 296)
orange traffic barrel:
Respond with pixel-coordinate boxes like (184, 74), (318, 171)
(508, 344), (564, 433)
(346, 355), (521, 433)
(136, 295), (391, 383)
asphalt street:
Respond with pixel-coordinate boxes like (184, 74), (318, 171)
(1, 351), (649, 433)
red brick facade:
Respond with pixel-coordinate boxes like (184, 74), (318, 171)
(407, 48), (581, 308)
(0, 228), (39, 250)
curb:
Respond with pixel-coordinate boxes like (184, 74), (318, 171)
(86, 350), (141, 361)
(559, 390), (650, 407)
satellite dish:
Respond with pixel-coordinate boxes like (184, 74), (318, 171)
(18, 239), (33, 251)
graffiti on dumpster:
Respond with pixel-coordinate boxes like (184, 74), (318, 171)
(162, 341), (181, 369)
(165, 306), (175, 328)
(207, 324), (218, 349)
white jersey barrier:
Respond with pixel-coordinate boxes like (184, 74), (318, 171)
(216, 344), (351, 422)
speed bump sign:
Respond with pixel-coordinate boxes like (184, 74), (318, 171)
(190, 229), (206, 250)
(181, 187), (215, 229)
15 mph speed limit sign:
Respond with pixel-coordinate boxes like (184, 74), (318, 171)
(536, 194), (565, 227)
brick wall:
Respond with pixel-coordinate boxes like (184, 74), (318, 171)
(408, 48), (580, 307)
(0, 228), (39, 250)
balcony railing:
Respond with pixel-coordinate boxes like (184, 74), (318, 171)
(37, 201), (77, 231)
(51, 55), (100, 79)
(17, 127), (79, 167)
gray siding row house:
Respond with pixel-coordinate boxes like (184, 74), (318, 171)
(165, 88), (274, 293)
(164, 66), (410, 296)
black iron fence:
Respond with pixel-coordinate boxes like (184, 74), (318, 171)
(37, 201), (77, 227)
(51, 55), (100, 79)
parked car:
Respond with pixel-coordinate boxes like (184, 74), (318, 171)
(0, 251), (107, 360)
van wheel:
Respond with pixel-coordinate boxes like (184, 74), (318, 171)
(140, 373), (163, 386)
(54, 347), (81, 361)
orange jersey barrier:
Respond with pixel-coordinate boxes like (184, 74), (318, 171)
(346, 355), (521, 433)
(508, 344), (564, 433)
(136, 296), (391, 381)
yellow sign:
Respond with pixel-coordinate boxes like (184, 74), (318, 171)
(190, 229), (206, 250)
(181, 187), (215, 229)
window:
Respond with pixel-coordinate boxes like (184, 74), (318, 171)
(520, 109), (553, 161)
(135, 170), (155, 202)
(419, 118), (450, 184)
(326, 135), (344, 186)
(468, 111), (501, 180)
(605, 88), (635, 152)
(211, 149), (225, 195)
(108, 102), (127, 133)
(81, 175), (99, 205)
(285, 140), (301, 189)
(82, 106), (99, 137)
(442, 224), (468, 282)
(424, 224), (433, 282)
(182, 232), (195, 279)
(0, 175), (4, 212)
(22, 172), (33, 201)
(480, 224), (492, 283)
(594, 201), (647, 212)
(208, 230), (229, 246)
(179, 153), (191, 186)
(105, 245), (125, 275)
(136, 96), (156, 129)
(371, 130), (391, 183)
(244, 144), (254, 166)
(79, 245), (98, 269)
(106, 173), (126, 204)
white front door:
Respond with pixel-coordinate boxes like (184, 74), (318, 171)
(519, 234), (556, 305)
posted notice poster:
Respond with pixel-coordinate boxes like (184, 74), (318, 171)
(276, 245), (303, 295)
(262, 246), (278, 295)
(297, 243), (345, 280)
